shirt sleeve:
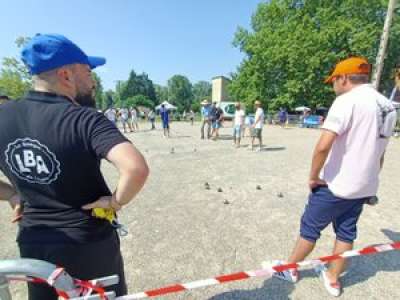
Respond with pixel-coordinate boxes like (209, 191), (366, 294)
(322, 97), (353, 135)
(87, 111), (130, 159)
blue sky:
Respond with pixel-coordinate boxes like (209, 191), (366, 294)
(0, 0), (262, 90)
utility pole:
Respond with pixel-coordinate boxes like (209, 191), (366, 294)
(372, 0), (397, 89)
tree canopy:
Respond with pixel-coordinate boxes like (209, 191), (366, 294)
(229, 0), (400, 112)
(92, 72), (105, 109)
(119, 70), (157, 105)
(167, 75), (193, 112)
(0, 38), (31, 99)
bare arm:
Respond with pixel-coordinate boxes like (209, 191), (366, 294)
(0, 179), (22, 221)
(83, 142), (149, 210)
(107, 142), (149, 206)
(0, 179), (16, 202)
(309, 129), (337, 189)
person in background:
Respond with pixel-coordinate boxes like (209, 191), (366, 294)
(104, 106), (117, 125)
(250, 100), (265, 151)
(148, 109), (156, 130)
(130, 107), (139, 132)
(189, 109), (195, 126)
(120, 106), (132, 133)
(211, 103), (224, 140)
(200, 99), (212, 139)
(159, 104), (170, 138)
(278, 107), (288, 128)
(233, 102), (245, 148)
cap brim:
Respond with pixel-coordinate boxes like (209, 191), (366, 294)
(324, 75), (334, 84)
(88, 56), (106, 69)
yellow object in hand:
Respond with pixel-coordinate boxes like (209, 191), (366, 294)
(92, 207), (115, 223)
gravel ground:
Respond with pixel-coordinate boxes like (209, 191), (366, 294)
(1, 121), (399, 299)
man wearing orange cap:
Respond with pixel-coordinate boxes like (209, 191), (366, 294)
(264, 57), (397, 297)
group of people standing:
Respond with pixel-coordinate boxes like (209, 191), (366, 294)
(200, 99), (265, 151)
(232, 100), (265, 151)
(104, 107), (140, 133)
(103, 107), (158, 133)
(200, 100), (225, 140)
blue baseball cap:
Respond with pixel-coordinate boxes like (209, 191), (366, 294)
(21, 34), (106, 75)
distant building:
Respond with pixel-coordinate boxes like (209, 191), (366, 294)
(212, 76), (231, 103)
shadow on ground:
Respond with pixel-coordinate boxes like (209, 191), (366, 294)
(341, 229), (400, 288)
(208, 277), (295, 300)
(261, 146), (286, 152)
(209, 229), (400, 299)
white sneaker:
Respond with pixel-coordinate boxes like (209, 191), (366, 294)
(262, 260), (299, 283)
(314, 264), (341, 297)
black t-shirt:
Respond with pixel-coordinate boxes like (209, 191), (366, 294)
(215, 108), (223, 120)
(0, 91), (129, 244)
(209, 106), (217, 121)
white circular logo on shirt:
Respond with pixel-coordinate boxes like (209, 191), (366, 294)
(5, 138), (61, 184)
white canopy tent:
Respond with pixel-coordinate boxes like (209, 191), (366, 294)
(155, 101), (177, 111)
(294, 106), (311, 112)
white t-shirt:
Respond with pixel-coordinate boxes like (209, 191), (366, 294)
(104, 109), (117, 122)
(254, 107), (265, 129)
(120, 108), (129, 120)
(234, 109), (245, 126)
(321, 84), (397, 199)
(131, 109), (138, 120)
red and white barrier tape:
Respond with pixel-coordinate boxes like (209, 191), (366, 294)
(116, 241), (400, 299)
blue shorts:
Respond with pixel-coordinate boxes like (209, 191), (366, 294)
(233, 125), (242, 138)
(212, 121), (221, 129)
(300, 186), (365, 244)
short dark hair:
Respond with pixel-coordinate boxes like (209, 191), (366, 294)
(0, 95), (9, 100)
(348, 74), (369, 84)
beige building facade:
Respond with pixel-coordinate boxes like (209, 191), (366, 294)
(212, 76), (231, 103)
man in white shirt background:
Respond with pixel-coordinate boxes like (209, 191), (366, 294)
(251, 100), (264, 151)
(104, 107), (117, 125)
(119, 106), (132, 133)
(233, 102), (245, 148)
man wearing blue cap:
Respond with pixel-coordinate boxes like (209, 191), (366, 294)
(0, 34), (149, 299)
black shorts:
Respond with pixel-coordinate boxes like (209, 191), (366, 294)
(19, 231), (127, 300)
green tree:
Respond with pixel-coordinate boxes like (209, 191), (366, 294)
(0, 37), (32, 99)
(92, 72), (104, 110)
(192, 81), (212, 102)
(120, 70), (156, 105)
(167, 75), (193, 112)
(125, 95), (154, 109)
(155, 84), (168, 104)
(230, 0), (400, 112)
(104, 90), (115, 108)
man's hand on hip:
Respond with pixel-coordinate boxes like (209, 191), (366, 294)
(309, 178), (327, 191)
(9, 194), (23, 223)
(82, 196), (122, 212)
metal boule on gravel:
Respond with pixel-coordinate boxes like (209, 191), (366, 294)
(217, 188), (223, 192)
(170, 148), (175, 154)
(277, 192), (284, 198)
(223, 200), (230, 205)
(204, 182), (210, 190)
(256, 185), (262, 190)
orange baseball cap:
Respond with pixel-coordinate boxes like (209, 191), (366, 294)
(325, 57), (371, 84)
